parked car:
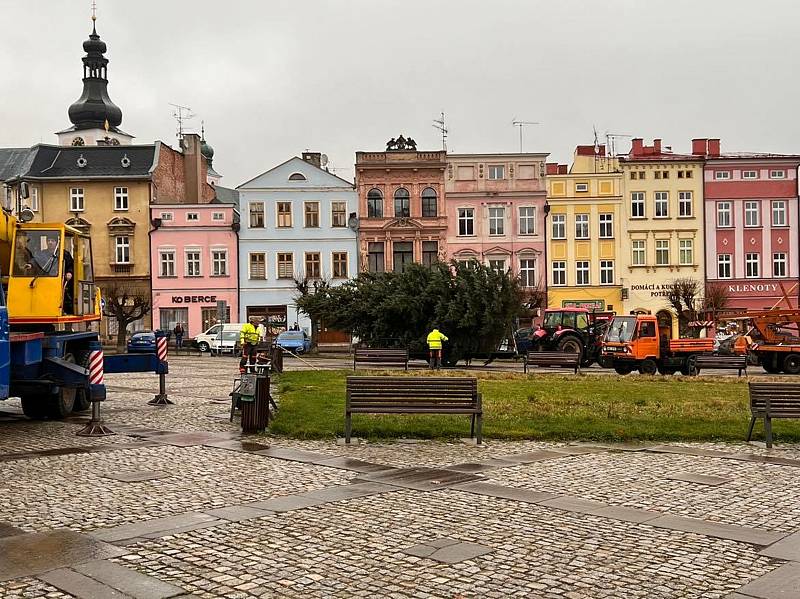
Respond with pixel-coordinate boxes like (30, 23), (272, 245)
(276, 330), (311, 354)
(127, 331), (156, 353)
(193, 323), (244, 353)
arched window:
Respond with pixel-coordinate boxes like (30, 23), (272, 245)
(367, 189), (383, 218)
(394, 188), (410, 218)
(288, 172), (307, 181)
(421, 187), (437, 217)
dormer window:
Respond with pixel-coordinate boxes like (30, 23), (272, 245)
(288, 172), (307, 181)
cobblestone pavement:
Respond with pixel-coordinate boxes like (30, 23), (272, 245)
(1, 356), (799, 598)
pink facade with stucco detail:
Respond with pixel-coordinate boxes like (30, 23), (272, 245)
(699, 138), (800, 311)
(445, 153), (548, 287)
(150, 203), (239, 336)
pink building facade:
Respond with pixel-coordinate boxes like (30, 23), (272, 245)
(701, 138), (800, 311)
(150, 202), (240, 336)
(445, 153), (548, 287)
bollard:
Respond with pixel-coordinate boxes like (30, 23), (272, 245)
(148, 332), (174, 405)
(77, 342), (115, 436)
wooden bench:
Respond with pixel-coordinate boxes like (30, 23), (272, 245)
(747, 382), (800, 448)
(345, 376), (482, 444)
(694, 354), (748, 377)
(523, 351), (580, 374)
(353, 347), (409, 370)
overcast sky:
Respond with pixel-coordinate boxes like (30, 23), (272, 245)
(2, 0), (798, 186)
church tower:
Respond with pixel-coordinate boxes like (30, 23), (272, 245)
(57, 8), (133, 146)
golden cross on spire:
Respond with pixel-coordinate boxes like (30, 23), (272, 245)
(91, 0), (97, 21)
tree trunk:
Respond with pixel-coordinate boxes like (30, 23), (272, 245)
(116, 322), (127, 351)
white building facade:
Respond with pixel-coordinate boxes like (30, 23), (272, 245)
(237, 153), (357, 335)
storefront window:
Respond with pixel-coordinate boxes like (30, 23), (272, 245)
(160, 308), (188, 332)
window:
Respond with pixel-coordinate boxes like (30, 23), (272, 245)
(746, 253), (760, 278)
(212, 249), (227, 276)
(632, 240), (646, 266)
(392, 241), (413, 273)
(744, 201), (760, 227)
(489, 206), (505, 235)
(421, 187), (437, 217)
(332, 252), (348, 278)
(718, 254), (732, 279)
(29, 187), (39, 212)
(552, 261), (566, 286)
(715, 171), (731, 180)
(678, 191), (693, 217)
(288, 172), (307, 181)
(684, 170), (693, 179)
(742, 170), (758, 179)
(774, 253), (787, 278)
(185, 250), (201, 277)
(655, 171), (669, 180)
(770, 170), (786, 179)
(519, 259), (536, 287)
(160, 212), (173, 221)
(187, 212), (199, 221)
(70, 187), (84, 212)
(677, 170), (684, 179)
(159, 250), (175, 277)
(575, 214), (589, 239)
(277, 252), (293, 278)
(599, 213), (613, 238)
(717, 202), (732, 227)
(368, 242), (384, 273)
(114, 187), (128, 211)
(655, 240), (669, 266)
(367, 189), (383, 218)
(679, 239), (693, 265)
(630, 171), (637, 180)
(631, 192), (645, 218)
(304, 202), (320, 228)
(600, 260), (614, 285)
(575, 183), (589, 192)
(422, 241), (438, 266)
(551, 214), (566, 239)
(114, 236), (130, 264)
(277, 202), (292, 227)
(488, 165), (505, 180)
(519, 207), (536, 235)
(576, 261), (590, 285)
(212, 212), (225, 221)
(639, 321), (656, 338)
(458, 208), (475, 236)
(331, 202), (347, 227)
(249, 253), (266, 279)
(249, 202), (264, 228)
(489, 259), (506, 274)
(654, 192), (669, 218)
(772, 201), (787, 226)
(637, 171), (646, 180)
(394, 188), (410, 217)
(305, 252), (321, 279)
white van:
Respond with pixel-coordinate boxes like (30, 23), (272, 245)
(194, 323), (244, 353)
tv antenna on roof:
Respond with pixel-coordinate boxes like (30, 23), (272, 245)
(169, 103), (196, 145)
(432, 112), (448, 151)
(605, 131), (632, 158)
(512, 119), (540, 152)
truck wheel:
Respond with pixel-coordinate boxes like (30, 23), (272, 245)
(45, 352), (77, 419)
(614, 364), (633, 375)
(21, 396), (48, 420)
(657, 364), (675, 375)
(762, 353), (782, 374)
(638, 359), (657, 375)
(198, 342), (210, 352)
(782, 354), (800, 375)
(556, 336), (584, 362)
(681, 355), (699, 376)
(72, 350), (92, 412)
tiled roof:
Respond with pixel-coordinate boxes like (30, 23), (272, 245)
(23, 144), (156, 179)
(0, 148), (35, 181)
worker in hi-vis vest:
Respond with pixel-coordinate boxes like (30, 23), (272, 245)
(426, 326), (449, 369)
(239, 317), (260, 373)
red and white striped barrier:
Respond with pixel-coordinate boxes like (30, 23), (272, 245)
(88, 348), (104, 385)
(157, 336), (168, 362)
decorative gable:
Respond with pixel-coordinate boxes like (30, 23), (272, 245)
(107, 216), (136, 235)
(66, 216), (91, 234)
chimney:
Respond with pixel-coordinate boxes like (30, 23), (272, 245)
(653, 139), (662, 154)
(707, 139), (721, 157)
(302, 152), (321, 168)
(691, 139), (708, 155)
(631, 138), (644, 156)
(182, 134), (203, 204)
(558, 164), (568, 174)
(546, 162), (559, 175)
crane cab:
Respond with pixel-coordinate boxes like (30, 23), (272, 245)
(8, 224), (100, 324)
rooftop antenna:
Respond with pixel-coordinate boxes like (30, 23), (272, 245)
(512, 119), (540, 153)
(432, 112), (448, 151)
(605, 131), (633, 158)
(169, 103), (196, 145)
(91, 0), (97, 22)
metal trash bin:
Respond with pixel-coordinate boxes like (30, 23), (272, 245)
(240, 372), (271, 433)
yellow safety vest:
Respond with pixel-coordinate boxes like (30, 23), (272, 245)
(240, 323), (259, 345)
(426, 329), (448, 349)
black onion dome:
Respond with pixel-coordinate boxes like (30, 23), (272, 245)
(201, 139), (214, 161)
(83, 23), (107, 54)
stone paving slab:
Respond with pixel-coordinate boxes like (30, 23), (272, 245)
(246, 494), (329, 512)
(200, 439), (271, 452)
(443, 458), (518, 472)
(648, 515), (786, 546)
(0, 441), (159, 463)
(147, 432), (240, 447)
(735, 561), (800, 598)
(253, 447), (330, 463)
(139, 521), (222, 540)
(0, 529), (126, 581)
(452, 480), (558, 504)
(589, 505), (662, 524)
(200, 505), (274, 523)
(311, 456), (396, 473)
(538, 495), (610, 514)
(90, 513), (220, 544)
(305, 481), (398, 502)
(355, 467), (483, 491)
(496, 449), (565, 463)
(103, 471), (169, 483)
(0, 522), (24, 538)
(759, 530), (800, 561)
(38, 568), (132, 599)
(73, 559), (187, 598)
(428, 541), (494, 564)
(665, 472), (734, 486)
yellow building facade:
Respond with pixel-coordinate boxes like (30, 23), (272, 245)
(618, 139), (705, 335)
(546, 146), (623, 312)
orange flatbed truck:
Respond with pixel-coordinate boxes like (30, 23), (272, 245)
(741, 309), (800, 374)
(601, 314), (714, 375)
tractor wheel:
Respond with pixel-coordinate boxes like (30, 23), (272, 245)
(657, 364), (676, 375)
(782, 354), (800, 375)
(638, 359), (657, 375)
(556, 336), (584, 363)
(614, 364), (633, 375)
(21, 396), (48, 420)
(72, 350), (92, 412)
(45, 353), (76, 419)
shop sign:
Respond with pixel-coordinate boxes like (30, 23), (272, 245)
(171, 295), (217, 304)
(630, 283), (675, 298)
(727, 282), (779, 295)
(562, 299), (605, 310)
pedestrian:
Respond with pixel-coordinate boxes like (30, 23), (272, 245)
(173, 322), (184, 349)
(239, 317), (260, 373)
(426, 325), (449, 369)
(291, 322), (300, 331)
(256, 318), (268, 343)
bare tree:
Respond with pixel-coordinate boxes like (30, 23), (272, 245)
(665, 278), (701, 338)
(102, 281), (151, 350)
(703, 282), (731, 317)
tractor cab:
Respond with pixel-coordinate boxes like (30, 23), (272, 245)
(9, 224), (100, 324)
